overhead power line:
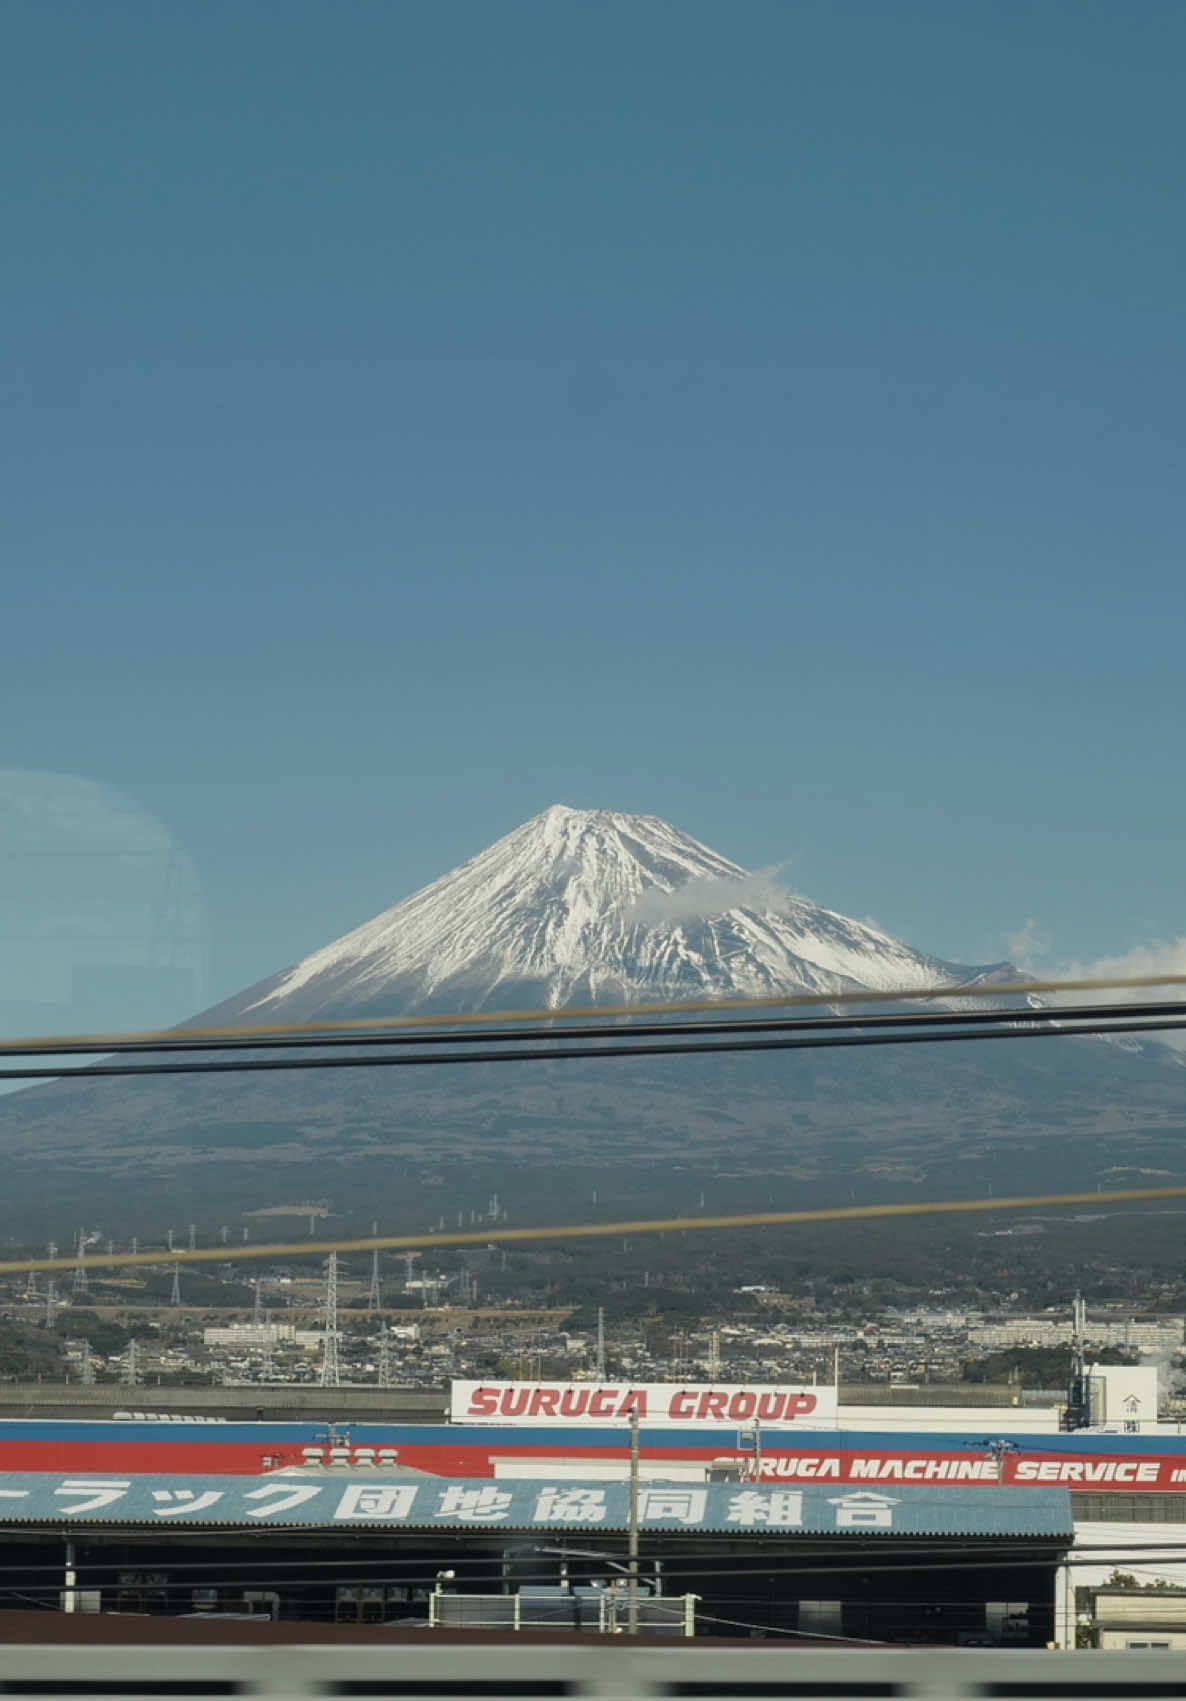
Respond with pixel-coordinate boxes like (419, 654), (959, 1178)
(1, 969), (1185, 1057)
(4, 1183), (1186, 1278)
(0, 996), (1182, 1061)
(2, 1002), (1186, 1081)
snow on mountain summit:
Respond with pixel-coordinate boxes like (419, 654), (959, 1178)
(206, 806), (1004, 1024)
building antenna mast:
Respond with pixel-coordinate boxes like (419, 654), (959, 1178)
(1064, 1290), (1092, 1430)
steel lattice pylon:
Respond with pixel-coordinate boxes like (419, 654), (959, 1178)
(320, 1252), (341, 1387)
(71, 1228), (88, 1297)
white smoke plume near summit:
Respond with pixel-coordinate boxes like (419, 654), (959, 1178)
(624, 866), (796, 927)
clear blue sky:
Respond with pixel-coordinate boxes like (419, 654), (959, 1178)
(5, 0), (1185, 1024)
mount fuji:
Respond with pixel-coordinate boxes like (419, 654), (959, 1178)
(1, 806), (1184, 1235)
(202, 805), (1010, 1024)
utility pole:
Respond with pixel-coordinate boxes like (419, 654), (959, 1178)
(627, 1408), (640, 1635)
(378, 1331), (393, 1388)
(321, 1253), (341, 1388)
(708, 1329), (721, 1379)
(982, 1438), (1020, 1484)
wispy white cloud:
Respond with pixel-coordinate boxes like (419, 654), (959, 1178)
(624, 865), (796, 927)
(1005, 917), (1052, 973)
(1052, 937), (1186, 999)
(1003, 923), (1186, 1046)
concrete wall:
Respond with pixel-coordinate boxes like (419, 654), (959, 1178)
(0, 1385), (448, 1422)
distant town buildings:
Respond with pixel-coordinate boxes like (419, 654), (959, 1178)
(969, 1318), (1184, 1355)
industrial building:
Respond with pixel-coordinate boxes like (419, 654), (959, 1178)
(0, 1475), (1072, 1644)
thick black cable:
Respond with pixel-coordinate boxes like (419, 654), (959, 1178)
(3, 997), (1183, 1059)
(2, 1010), (1186, 1081)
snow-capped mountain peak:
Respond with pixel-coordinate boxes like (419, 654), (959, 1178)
(206, 806), (1003, 1025)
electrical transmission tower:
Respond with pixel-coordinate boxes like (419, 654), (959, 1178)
(378, 1331), (393, 1388)
(253, 1278), (263, 1326)
(43, 1243), (58, 1324)
(320, 1253), (341, 1388)
(123, 1339), (139, 1386)
(187, 1224), (196, 1252)
(79, 1339), (96, 1385)
(170, 1263), (182, 1306)
(72, 1228), (88, 1298)
(367, 1222), (381, 1312)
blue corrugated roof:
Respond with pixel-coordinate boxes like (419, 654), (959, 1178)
(0, 1473), (1072, 1536)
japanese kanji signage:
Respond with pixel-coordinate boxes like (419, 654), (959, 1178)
(0, 1473), (1071, 1535)
(449, 1381), (839, 1425)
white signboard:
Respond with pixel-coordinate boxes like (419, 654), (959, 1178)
(449, 1380), (838, 1426)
